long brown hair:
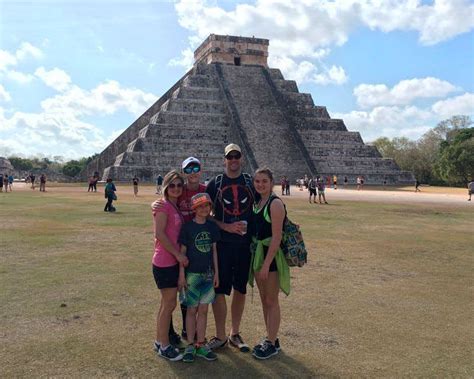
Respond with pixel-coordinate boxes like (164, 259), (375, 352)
(162, 170), (184, 200)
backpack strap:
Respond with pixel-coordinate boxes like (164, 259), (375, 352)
(263, 194), (286, 224)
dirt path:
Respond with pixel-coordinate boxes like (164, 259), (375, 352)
(285, 185), (472, 206)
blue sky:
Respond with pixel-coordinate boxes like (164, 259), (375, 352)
(1, 0), (473, 159)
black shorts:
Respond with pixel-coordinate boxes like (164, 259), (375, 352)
(216, 241), (251, 296)
(309, 188), (316, 196)
(153, 264), (179, 289)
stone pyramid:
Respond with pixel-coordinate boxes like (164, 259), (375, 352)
(84, 34), (413, 184)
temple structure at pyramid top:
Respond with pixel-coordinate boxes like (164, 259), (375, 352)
(194, 34), (269, 67)
(82, 34), (413, 185)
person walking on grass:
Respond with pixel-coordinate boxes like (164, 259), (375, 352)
(205, 143), (256, 353)
(104, 178), (117, 212)
(249, 167), (289, 360)
(468, 180), (473, 201)
(30, 174), (35, 190)
(152, 171), (188, 362)
(308, 176), (317, 204)
(179, 193), (220, 363)
(132, 175), (139, 197)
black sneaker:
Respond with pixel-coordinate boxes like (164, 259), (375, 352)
(169, 332), (186, 350)
(252, 340), (278, 360)
(206, 336), (228, 351)
(153, 341), (160, 352)
(158, 345), (183, 361)
(253, 338), (280, 352)
(182, 344), (195, 363)
(229, 333), (250, 352)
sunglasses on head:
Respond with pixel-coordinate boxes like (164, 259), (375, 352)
(168, 182), (183, 189)
(225, 152), (242, 160)
(183, 165), (201, 174)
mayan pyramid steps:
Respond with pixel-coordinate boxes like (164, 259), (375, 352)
(83, 34), (413, 184)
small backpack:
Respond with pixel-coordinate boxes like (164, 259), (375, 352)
(281, 216), (308, 267)
(263, 195), (308, 268)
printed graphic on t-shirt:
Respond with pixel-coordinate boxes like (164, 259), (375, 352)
(195, 231), (212, 253)
(219, 183), (252, 218)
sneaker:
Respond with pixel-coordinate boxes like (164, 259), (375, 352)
(252, 340), (278, 360)
(253, 338), (280, 352)
(195, 345), (217, 361)
(169, 332), (186, 350)
(182, 345), (195, 363)
(153, 341), (160, 352)
(158, 345), (183, 361)
(229, 333), (250, 353)
(206, 336), (228, 351)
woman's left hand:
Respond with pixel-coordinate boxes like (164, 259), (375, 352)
(256, 265), (270, 281)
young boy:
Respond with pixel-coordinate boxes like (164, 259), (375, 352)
(178, 193), (220, 363)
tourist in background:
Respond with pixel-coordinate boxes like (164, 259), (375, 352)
(0, 173), (4, 193)
(285, 177), (290, 195)
(249, 167), (289, 360)
(104, 178), (117, 212)
(39, 174), (46, 192)
(132, 175), (139, 197)
(87, 176), (94, 192)
(156, 174), (164, 195)
(317, 176), (328, 204)
(205, 143), (255, 353)
(30, 174), (35, 190)
(468, 179), (473, 201)
(415, 179), (421, 192)
(333, 174), (338, 189)
(308, 176), (317, 204)
(8, 174), (13, 191)
(152, 170), (187, 361)
(343, 176), (348, 189)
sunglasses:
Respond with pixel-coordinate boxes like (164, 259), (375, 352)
(183, 165), (201, 174)
(168, 182), (183, 189)
(225, 152), (242, 160)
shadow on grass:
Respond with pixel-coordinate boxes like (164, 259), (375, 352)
(160, 348), (323, 378)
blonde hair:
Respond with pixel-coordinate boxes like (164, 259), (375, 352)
(162, 170), (184, 200)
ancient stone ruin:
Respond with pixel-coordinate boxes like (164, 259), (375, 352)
(84, 34), (413, 184)
(0, 157), (14, 174)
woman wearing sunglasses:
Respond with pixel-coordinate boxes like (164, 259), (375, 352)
(152, 157), (207, 347)
(152, 170), (189, 361)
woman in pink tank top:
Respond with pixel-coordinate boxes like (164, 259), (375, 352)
(152, 170), (188, 361)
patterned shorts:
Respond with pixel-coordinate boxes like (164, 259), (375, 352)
(180, 272), (215, 308)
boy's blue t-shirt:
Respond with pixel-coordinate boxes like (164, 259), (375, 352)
(179, 220), (220, 273)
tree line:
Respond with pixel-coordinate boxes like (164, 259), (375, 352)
(8, 154), (98, 178)
(372, 115), (473, 186)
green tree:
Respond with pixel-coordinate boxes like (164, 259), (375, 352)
(62, 160), (83, 177)
(435, 128), (474, 185)
(8, 157), (34, 171)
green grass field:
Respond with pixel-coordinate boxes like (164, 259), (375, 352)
(1, 184), (472, 378)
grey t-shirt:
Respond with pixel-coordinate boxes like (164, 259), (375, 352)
(179, 220), (220, 273)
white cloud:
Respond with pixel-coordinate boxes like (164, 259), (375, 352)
(432, 92), (474, 118)
(0, 85), (11, 102)
(172, 0), (474, 86)
(168, 48), (194, 69)
(15, 42), (44, 60)
(333, 105), (434, 141)
(0, 50), (17, 71)
(35, 67), (72, 92)
(359, 0), (474, 46)
(354, 77), (459, 108)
